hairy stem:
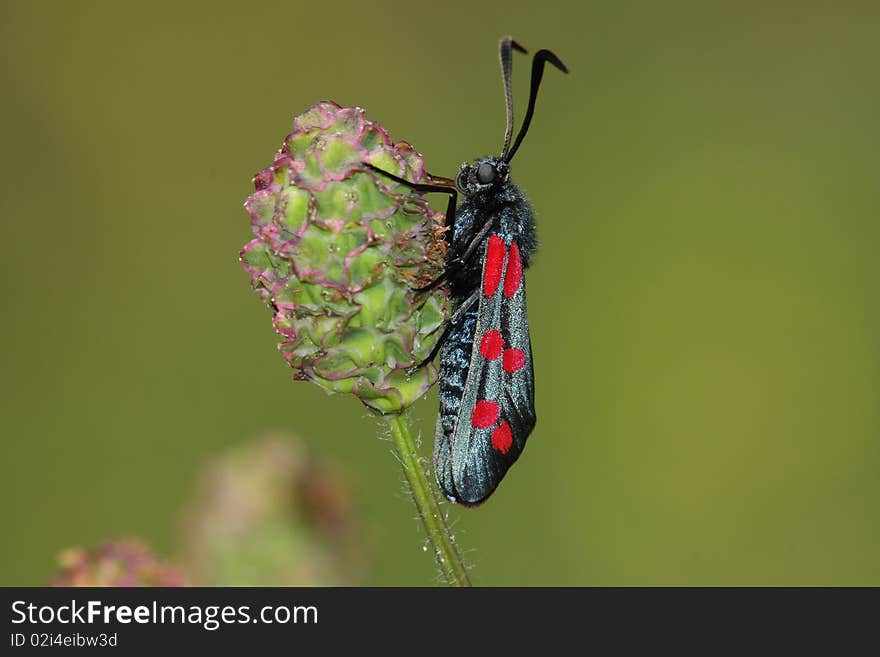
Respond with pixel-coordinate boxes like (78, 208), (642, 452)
(385, 412), (471, 586)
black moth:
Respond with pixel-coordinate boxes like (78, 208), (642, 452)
(369, 37), (568, 505)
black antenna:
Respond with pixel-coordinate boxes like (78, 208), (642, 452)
(504, 49), (569, 163)
(499, 36), (528, 161)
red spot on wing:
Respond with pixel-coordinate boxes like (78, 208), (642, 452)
(503, 242), (522, 297)
(471, 400), (499, 429)
(479, 330), (503, 360)
(483, 235), (505, 297)
(503, 348), (525, 373)
(491, 421), (513, 454)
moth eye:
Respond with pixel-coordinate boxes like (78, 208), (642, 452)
(476, 162), (496, 184)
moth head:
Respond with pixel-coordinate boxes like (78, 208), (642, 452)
(456, 157), (509, 193)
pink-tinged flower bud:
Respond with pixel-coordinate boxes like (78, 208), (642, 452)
(240, 101), (448, 413)
(50, 539), (187, 587)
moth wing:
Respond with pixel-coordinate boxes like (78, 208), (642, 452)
(449, 234), (536, 505)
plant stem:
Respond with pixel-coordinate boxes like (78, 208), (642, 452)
(385, 411), (471, 586)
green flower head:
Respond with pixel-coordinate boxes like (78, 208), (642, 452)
(241, 101), (448, 413)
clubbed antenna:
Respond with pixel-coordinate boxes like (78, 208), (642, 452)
(499, 36), (528, 160)
(504, 49), (569, 163)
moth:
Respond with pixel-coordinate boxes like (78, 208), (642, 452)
(369, 37), (568, 505)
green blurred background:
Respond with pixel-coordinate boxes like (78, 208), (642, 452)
(2, 0), (878, 585)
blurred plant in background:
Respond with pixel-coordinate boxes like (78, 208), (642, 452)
(179, 434), (363, 586)
(51, 540), (187, 587)
(51, 434), (363, 587)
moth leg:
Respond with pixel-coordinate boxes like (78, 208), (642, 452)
(438, 217), (497, 292)
(456, 219), (495, 266)
(445, 288), (481, 328)
(423, 172), (457, 187)
(407, 289), (480, 375)
(407, 324), (453, 376)
(364, 163), (458, 248)
(413, 215), (496, 294)
(439, 189), (458, 248)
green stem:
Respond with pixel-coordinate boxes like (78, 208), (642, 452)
(385, 411), (471, 586)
